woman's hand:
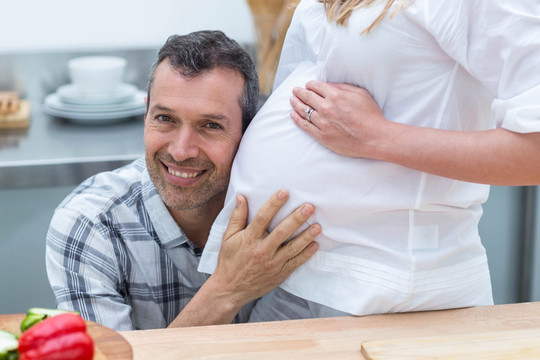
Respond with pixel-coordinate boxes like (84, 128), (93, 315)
(290, 80), (390, 159)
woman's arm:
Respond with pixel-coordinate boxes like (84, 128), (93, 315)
(290, 81), (540, 186)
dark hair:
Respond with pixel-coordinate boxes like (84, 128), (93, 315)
(147, 30), (259, 133)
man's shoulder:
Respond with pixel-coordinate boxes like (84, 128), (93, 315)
(58, 158), (148, 220)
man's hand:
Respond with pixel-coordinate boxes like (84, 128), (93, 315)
(168, 189), (319, 328)
(213, 189), (320, 308)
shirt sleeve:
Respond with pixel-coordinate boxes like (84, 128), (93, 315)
(273, 0), (327, 89)
(46, 207), (134, 331)
(423, 0), (540, 133)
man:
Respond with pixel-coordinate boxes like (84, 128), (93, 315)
(46, 30), (320, 331)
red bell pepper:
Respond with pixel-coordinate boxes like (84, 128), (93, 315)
(18, 313), (94, 360)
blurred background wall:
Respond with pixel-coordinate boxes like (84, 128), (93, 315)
(1, 0), (255, 53)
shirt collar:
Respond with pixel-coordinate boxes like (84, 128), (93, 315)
(141, 166), (188, 249)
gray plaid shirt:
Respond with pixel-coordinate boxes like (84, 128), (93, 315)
(46, 158), (253, 330)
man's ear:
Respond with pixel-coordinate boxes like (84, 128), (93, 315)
(143, 96), (148, 122)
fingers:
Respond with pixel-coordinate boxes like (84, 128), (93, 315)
(276, 223), (320, 267)
(224, 189), (320, 266)
(289, 96), (322, 132)
(290, 97), (313, 123)
(290, 81), (336, 129)
(295, 81), (366, 105)
(265, 202), (315, 248)
(327, 81), (366, 94)
(246, 189), (290, 239)
(283, 240), (319, 275)
(223, 194), (248, 242)
(292, 83), (325, 109)
(267, 202), (321, 279)
(304, 80), (334, 97)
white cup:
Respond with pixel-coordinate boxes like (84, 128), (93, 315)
(68, 56), (127, 95)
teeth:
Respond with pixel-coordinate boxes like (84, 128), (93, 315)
(167, 167), (202, 179)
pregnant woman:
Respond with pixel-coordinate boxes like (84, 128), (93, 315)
(200, 0), (540, 320)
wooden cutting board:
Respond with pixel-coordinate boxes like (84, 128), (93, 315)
(361, 327), (540, 359)
(0, 313), (132, 360)
(0, 100), (30, 129)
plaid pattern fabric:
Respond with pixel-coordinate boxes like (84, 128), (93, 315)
(46, 158), (251, 330)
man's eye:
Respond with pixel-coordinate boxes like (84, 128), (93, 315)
(156, 114), (172, 123)
(205, 122), (223, 130)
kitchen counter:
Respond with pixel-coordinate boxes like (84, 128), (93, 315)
(0, 49), (157, 188)
(120, 302), (540, 359)
(2, 302), (538, 359)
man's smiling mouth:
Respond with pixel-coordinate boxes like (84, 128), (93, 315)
(167, 166), (205, 179)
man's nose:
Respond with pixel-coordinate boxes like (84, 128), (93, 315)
(169, 127), (200, 161)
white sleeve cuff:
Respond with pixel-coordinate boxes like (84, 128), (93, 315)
(493, 84), (540, 133)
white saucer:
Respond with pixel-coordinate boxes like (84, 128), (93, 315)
(57, 83), (138, 105)
(42, 90), (147, 124)
(45, 90), (146, 112)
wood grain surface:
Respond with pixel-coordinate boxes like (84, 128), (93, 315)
(361, 327), (540, 359)
(0, 313), (132, 360)
(120, 302), (540, 360)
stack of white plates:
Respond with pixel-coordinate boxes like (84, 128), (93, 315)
(42, 83), (146, 124)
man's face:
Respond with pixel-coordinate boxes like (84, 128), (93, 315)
(144, 61), (244, 213)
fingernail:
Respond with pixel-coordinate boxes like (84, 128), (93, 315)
(277, 189), (287, 200)
(235, 195), (242, 208)
(301, 204), (313, 216)
(310, 226), (321, 235)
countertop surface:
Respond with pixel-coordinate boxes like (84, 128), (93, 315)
(119, 302), (540, 359)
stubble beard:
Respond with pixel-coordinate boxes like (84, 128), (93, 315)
(146, 151), (230, 213)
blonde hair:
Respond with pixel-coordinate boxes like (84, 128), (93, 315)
(321, 0), (406, 33)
